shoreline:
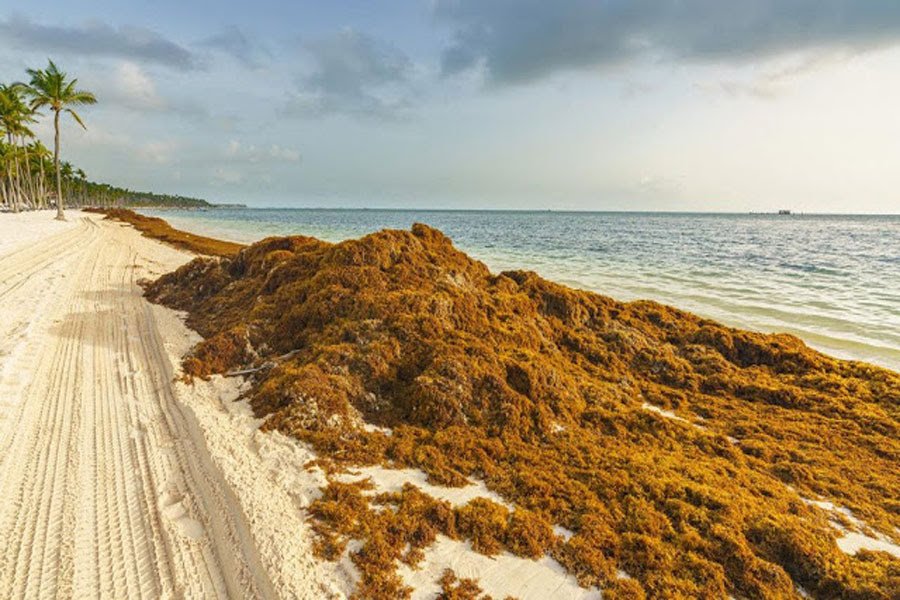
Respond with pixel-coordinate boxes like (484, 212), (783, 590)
(134, 206), (900, 373)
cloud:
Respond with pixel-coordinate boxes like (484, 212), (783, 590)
(54, 117), (180, 166)
(435, 0), (900, 85)
(56, 122), (130, 150)
(284, 28), (413, 118)
(212, 166), (244, 185)
(226, 139), (301, 163)
(620, 80), (656, 98)
(722, 51), (853, 99)
(636, 174), (683, 195)
(0, 14), (197, 70)
(87, 61), (206, 117)
(111, 62), (165, 110)
(269, 145), (302, 162)
(200, 26), (269, 69)
(137, 140), (179, 164)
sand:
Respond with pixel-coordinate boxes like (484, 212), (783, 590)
(0, 212), (343, 599)
(399, 536), (601, 600)
(0, 210), (81, 256)
(802, 498), (900, 559)
(337, 466), (511, 509)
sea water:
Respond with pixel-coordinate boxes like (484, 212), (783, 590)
(141, 209), (900, 372)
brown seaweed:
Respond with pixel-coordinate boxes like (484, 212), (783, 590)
(142, 220), (899, 599)
(86, 207), (244, 257)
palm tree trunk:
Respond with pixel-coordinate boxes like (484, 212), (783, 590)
(53, 110), (64, 220)
(12, 152), (22, 211)
(21, 140), (36, 209)
(7, 133), (19, 213)
(39, 160), (46, 208)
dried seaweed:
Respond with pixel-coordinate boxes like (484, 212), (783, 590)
(142, 220), (900, 599)
(86, 208), (243, 257)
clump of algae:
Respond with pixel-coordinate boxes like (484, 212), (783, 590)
(437, 569), (516, 600)
(143, 220), (900, 599)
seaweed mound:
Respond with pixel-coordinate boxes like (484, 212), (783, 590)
(87, 208), (244, 257)
(145, 223), (899, 599)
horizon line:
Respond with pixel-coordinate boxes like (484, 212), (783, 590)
(168, 205), (900, 217)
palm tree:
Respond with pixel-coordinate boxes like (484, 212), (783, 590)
(76, 168), (87, 206)
(0, 84), (36, 212)
(0, 141), (11, 209)
(24, 60), (96, 220)
(30, 141), (52, 208)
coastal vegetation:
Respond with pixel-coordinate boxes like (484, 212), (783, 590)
(1, 61), (211, 214)
(139, 216), (899, 598)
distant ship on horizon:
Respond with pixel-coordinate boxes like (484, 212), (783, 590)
(778, 209), (792, 215)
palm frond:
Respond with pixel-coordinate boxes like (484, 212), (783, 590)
(70, 91), (98, 105)
(66, 109), (87, 130)
(21, 60), (96, 116)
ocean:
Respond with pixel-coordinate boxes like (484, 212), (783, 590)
(141, 208), (900, 372)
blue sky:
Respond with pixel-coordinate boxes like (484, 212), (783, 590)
(2, 1), (900, 212)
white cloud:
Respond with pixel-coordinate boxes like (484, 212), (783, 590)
(212, 166), (244, 184)
(637, 174), (678, 193)
(79, 60), (205, 117)
(137, 140), (178, 163)
(226, 139), (242, 157)
(225, 139), (301, 163)
(269, 144), (301, 162)
(45, 119), (129, 149)
(115, 62), (165, 109)
(698, 50), (853, 99)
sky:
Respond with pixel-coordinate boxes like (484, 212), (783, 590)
(1, 1), (899, 213)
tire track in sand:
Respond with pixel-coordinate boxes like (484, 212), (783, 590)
(0, 219), (96, 433)
(0, 217), (276, 599)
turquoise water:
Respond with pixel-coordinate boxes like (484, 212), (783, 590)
(142, 208), (900, 372)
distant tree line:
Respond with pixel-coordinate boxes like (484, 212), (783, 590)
(66, 179), (211, 208)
